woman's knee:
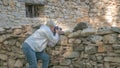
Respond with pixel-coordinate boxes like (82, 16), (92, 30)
(46, 54), (50, 61)
(43, 54), (50, 61)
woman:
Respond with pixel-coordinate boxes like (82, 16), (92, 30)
(22, 19), (60, 68)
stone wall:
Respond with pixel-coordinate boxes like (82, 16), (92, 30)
(0, 0), (26, 27)
(0, 0), (120, 30)
(0, 0), (120, 68)
(0, 24), (38, 68)
(0, 24), (120, 68)
(89, 0), (120, 28)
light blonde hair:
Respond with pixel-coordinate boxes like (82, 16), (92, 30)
(46, 19), (56, 28)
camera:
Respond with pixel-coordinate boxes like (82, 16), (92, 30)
(54, 26), (62, 31)
(53, 26), (64, 35)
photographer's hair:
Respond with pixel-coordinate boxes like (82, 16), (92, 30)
(46, 19), (56, 28)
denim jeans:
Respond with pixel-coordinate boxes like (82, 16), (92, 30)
(22, 42), (49, 68)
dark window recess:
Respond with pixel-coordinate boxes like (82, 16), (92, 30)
(25, 4), (44, 18)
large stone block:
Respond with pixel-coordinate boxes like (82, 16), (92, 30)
(68, 38), (81, 44)
(63, 51), (80, 59)
(104, 45), (113, 52)
(112, 44), (120, 50)
(87, 35), (103, 44)
(114, 50), (120, 54)
(68, 38), (75, 44)
(0, 54), (8, 61)
(0, 35), (6, 43)
(2, 0), (9, 6)
(0, 28), (5, 34)
(104, 62), (110, 68)
(60, 59), (71, 65)
(8, 58), (16, 68)
(111, 27), (120, 34)
(97, 64), (104, 68)
(19, 0), (47, 5)
(103, 34), (117, 44)
(74, 39), (81, 44)
(104, 57), (120, 63)
(14, 59), (23, 68)
(85, 45), (97, 54)
(9, 0), (15, 9)
(81, 28), (96, 37)
(13, 28), (22, 35)
(24, 25), (33, 35)
(59, 35), (68, 45)
(97, 26), (114, 35)
(73, 61), (86, 68)
(7, 39), (16, 46)
(53, 66), (69, 68)
(68, 30), (81, 38)
(96, 55), (104, 63)
(97, 42), (105, 53)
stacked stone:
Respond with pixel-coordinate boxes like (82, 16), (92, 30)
(0, 0), (91, 30)
(89, 0), (120, 27)
(1, 0), (120, 29)
(0, 0), (27, 27)
(0, 24), (37, 68)
(46, 23), (120, 68)
(44, 0), (90, 30)
(0, 23), (120, 68)
(0, 0), (120, 67)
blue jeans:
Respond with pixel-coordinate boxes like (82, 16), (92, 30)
(22, 42), (49, 68)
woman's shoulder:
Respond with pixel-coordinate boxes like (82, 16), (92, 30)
(39, 25), (50, 31)
(40, 25), (47, 28)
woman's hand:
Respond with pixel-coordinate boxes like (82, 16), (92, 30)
(56, 29), (61, 34)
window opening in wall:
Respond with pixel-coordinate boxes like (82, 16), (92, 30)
(25, 4), (44, 18)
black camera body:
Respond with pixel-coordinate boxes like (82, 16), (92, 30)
(53, 26), (64, 35)
(54, 26), (62, 31)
